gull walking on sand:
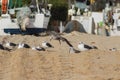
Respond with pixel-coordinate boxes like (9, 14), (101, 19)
(78, 42), (97, 51)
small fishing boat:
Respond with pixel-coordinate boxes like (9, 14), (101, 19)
(0, 0), (50, 35)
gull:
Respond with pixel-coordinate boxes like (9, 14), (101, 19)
(32, 45), (45, 51)
(109, 48), (117, 51)
(4, 41), (16, 47)
(18, 42), (31, 49)
(49, 31), (62, 44)
(48, 31), (73, 47)
(0, 43), (11, 51)
(42, 41), (54, 48)
(78, 42), (97, 51)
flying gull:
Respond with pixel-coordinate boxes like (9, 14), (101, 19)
(48, 31), (73, 47)
(49, 31), (62, 44)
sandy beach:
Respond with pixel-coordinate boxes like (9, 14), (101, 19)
(0, 31), (120, 80)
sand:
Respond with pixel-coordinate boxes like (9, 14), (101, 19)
(0, 31), (120, 80)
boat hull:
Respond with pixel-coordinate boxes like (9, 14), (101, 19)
(4, 28), (46, 35)
(0, 13), (49, 35)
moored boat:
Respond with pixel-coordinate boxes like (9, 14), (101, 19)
(0, 0), (50, 35)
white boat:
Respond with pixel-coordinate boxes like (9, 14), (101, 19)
(109, 6), (120, 36)
(0, 0), (50, 35)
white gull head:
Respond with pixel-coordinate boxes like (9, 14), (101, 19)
(18, 43), (24, 49)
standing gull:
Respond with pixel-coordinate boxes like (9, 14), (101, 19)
(42, 41), (54, 48)
(78, 42), (97, 51)
(2, 37), (16, 49)
(0, 43), (11, 51)
(18, 42), (31, 49)
(32, 45), (45, 51)
(4, 41), (16, 48)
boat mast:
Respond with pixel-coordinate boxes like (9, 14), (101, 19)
(36, 0), (40, 13)
(6, 0), (9, 14)
(0, 0), (1, 5)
